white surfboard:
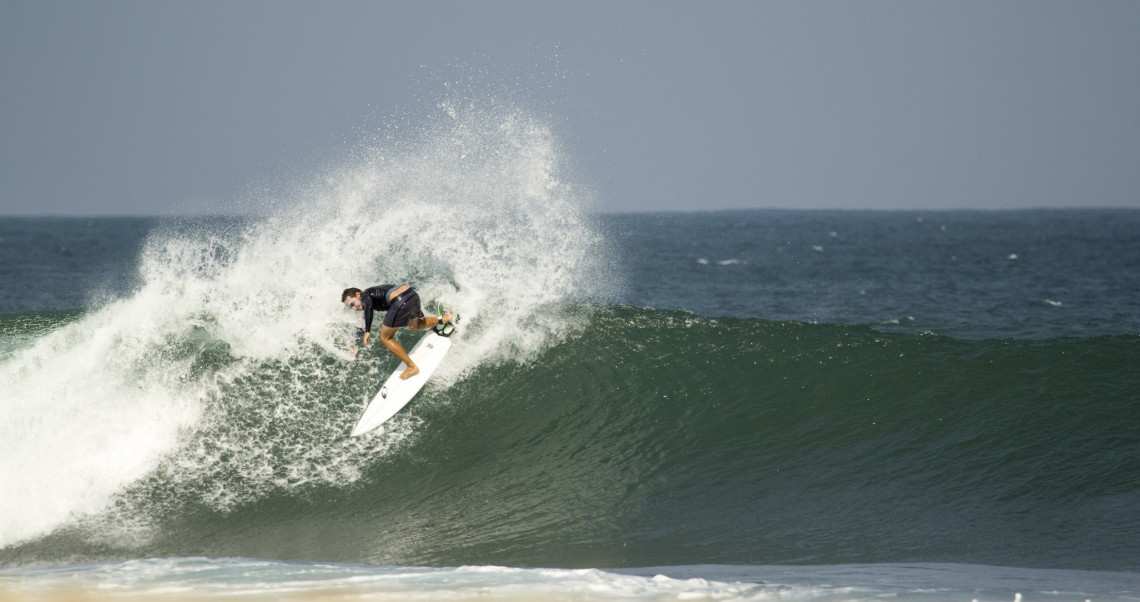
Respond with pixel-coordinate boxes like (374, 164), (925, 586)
(350, 316), (464, 436)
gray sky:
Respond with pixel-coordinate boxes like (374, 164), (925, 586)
(2, 1), (1139, 215)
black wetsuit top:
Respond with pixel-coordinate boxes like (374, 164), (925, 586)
(360, 285), (399, 333)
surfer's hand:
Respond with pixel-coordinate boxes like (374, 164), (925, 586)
(362, 332), (371, 348)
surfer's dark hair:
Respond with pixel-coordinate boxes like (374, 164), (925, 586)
(341, 288), (362, 302)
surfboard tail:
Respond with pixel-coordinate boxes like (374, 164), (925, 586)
(433, 312), (459, 337)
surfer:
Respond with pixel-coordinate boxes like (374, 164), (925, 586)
(342, 285), (452, 380)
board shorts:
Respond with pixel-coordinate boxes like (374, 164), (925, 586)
(384, 289), (424, 328)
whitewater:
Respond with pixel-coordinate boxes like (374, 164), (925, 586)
(0, 101), (609, 551)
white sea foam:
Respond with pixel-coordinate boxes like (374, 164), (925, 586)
(0, 560), (790, 601)
(0, 100), (607, 547)
(0, 297), (203, 547)
(3, 559), (1135, 601)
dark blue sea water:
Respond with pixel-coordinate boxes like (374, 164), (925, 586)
(1, 109), (1138, 600)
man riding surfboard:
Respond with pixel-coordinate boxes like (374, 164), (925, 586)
(342, 285), (452, 380)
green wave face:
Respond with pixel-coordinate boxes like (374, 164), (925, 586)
(5, 307), (1136, 570)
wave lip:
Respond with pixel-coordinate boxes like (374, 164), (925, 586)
(0, 300), (203, 549)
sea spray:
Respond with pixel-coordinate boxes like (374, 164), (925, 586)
(0, 101), (607, 549)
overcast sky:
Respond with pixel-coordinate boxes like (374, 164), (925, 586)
(2, 1), (1138, 215)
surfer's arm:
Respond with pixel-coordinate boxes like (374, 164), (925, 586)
(362, 305), (375, 345)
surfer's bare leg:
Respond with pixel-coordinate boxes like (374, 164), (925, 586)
(379, 325), (419, 379)
(408, 310), (452, 332)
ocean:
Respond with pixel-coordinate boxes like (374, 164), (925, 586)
(2, 109), (1139, 600)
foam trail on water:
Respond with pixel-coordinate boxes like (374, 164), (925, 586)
(0, 100), (606, 547)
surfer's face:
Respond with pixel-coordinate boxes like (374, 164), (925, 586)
(344, 296), (363, 310)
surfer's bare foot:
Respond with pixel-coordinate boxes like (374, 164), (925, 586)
(441, 310), (452, 324)
(400, 365), (420, 380)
